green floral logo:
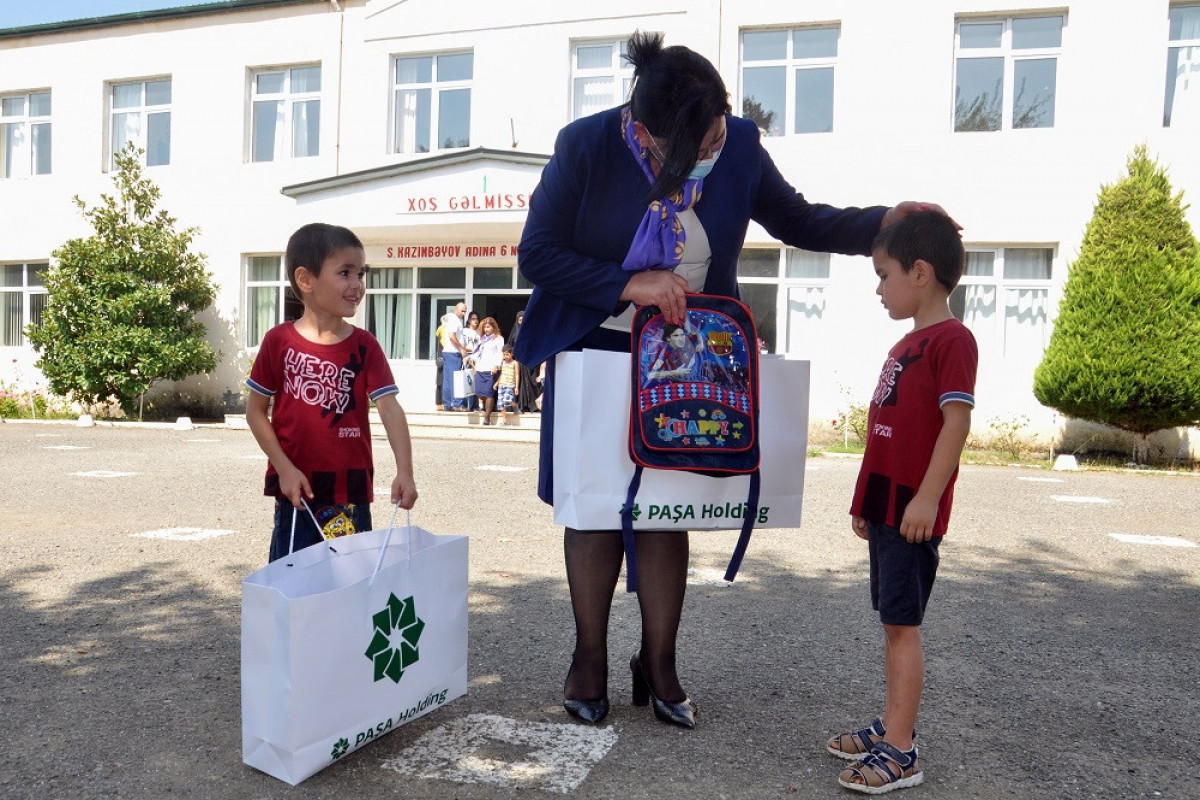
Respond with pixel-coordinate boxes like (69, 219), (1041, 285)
(364, 593), (425, 683)
(330, 737), (349, 759)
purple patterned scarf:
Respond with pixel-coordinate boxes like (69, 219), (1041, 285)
(620, 106), (704, 272)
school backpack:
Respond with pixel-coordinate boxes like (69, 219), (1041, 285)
(622, 294), (761, 592)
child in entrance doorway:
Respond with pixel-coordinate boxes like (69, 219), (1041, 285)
(245, 222), (418, 562)
(497, 344), (520, 424)
(827, 211), (976, 794)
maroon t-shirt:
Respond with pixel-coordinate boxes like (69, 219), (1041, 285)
(247, 323), (397, 504)
(850, 319), (978, 537)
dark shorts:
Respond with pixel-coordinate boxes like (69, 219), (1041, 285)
(868, 520), (941, 626)
(269, 499), (372, 562)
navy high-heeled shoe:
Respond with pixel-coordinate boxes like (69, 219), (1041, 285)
(630, 654), (695, 729)
(563, 665), (609, 724)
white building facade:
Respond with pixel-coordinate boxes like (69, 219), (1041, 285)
(2, 0), (1197, 447)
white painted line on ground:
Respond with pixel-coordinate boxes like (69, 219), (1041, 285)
(131, 527), (238, 541)
(1018, 477), (1064, 483)
(475, 465), (528, 472)
(1109, 534), (1197, 548)
(43, 445), (90, 450)
(381, 713), (617, 795)
(687, 566), (735, 586)
(1050, 495), (1111, 504)
(73, 470), (137, 478)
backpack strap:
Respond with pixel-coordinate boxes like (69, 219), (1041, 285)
(723, 469), (760, 583)
(621, 465), (644, 593)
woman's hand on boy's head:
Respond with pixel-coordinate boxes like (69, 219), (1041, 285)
(881, 201), (961, 232)
(391, 474), (418, 510)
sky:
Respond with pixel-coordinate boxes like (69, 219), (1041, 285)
(0, 1), (230, 28)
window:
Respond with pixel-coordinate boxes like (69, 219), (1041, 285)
(950, 248), (1053, 357)
(393, 52), (473, 153)
(1, 92), (51, 178)
(110, 79), (171, 167)
(366, 268), (415, 359)
(954, 15), (1062, 131)
(1165, 5), (1200, 126)
(251, 66), (321, 161)
(571, 39), (633, 120)
(245, 256), (302, 348)
(736, 247), (831, 353)
(740, 26), (839, 136)
(1, 263), (48, 347)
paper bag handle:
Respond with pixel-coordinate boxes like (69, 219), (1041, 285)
(369, 502), (412, 586)
(286, 498), (324, 555)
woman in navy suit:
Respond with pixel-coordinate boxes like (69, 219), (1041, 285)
(514, 31), (947, 729)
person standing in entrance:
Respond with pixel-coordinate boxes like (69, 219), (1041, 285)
(514, 30), (953, 730)
(440, 302), (468, 411)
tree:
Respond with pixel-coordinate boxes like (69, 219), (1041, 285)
(1033, 145), (1200, 440)
(27, 145), (218, 416)
(741, 96), (777, 137)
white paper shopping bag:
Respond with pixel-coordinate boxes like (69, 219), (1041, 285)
(453, 369), (475, 399)
(552, 349), (809, 531)
(241, 523), (468, 785)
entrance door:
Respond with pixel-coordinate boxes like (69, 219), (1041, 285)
(419, 294), (462, 359)
(471, 294), (528, 341)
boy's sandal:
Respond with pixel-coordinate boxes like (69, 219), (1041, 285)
(837, 742), (923, 795)
(827, 718), (887, 760)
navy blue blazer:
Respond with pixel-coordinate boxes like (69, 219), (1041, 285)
(514, 106), (888, 368)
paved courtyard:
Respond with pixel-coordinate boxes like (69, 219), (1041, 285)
(1, 421), (1197, 799)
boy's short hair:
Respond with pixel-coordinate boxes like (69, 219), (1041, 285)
(284, 222), (364, 296)
(872, 210), (965, 292)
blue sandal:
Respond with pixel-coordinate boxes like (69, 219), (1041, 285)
(837, 741), (923, 794)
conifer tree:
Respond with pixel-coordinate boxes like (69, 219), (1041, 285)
(27, 145), (217, 416)
(1033, 145), (1200, 437)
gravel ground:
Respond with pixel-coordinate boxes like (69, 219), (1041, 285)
(1, 421), (1197, 799)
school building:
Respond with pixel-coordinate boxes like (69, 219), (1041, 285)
(2, 0), (1197, 452)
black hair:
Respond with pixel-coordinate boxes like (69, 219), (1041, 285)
(625, 31), (731, 201)
(663, 322), (682, 339)
(502, 343), (514, 354)
(284, 222), (363, 296)
(872, 210), (966, 292)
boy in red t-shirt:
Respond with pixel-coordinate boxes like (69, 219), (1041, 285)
(829, 211), (977, 794)
(246, 222), (418, 561)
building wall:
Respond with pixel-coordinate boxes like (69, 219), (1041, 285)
(1, 0), (1197, 454)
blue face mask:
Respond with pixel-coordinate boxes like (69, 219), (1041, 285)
(688, 149), (721, 180)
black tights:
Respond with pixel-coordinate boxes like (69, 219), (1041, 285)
(563, 527), (689, 703)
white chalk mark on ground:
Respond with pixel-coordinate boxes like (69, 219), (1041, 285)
(687, 566), (735, 586)
(73, 470), (136, 478)
(1050, 495), (1111, 504)
(1018, 477), (1063, 483)
(43, 445), (90, 450)
(1109, 534), (1196, 548)
(475, 465), (528, 472)
(132, 527), (237, 541)
(381, 713), (617, 794)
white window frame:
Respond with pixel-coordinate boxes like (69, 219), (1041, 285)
(953, 15), (1064, 132)
(244, 256), (301, 349)
(951, 247), (1055, 358)
(739, 25), (840, 137)
(570, 38), (633, 121)
(1, 91), (51, 179)
(735, 246), (831, 354)
(249, 64), (322, 162)
(1165, 4), (1200, 127)
(391, 51), (474, 154)
(108, 78), (172, 168)
(365, 266), (416, 360)
(1, 262), (48, 348)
